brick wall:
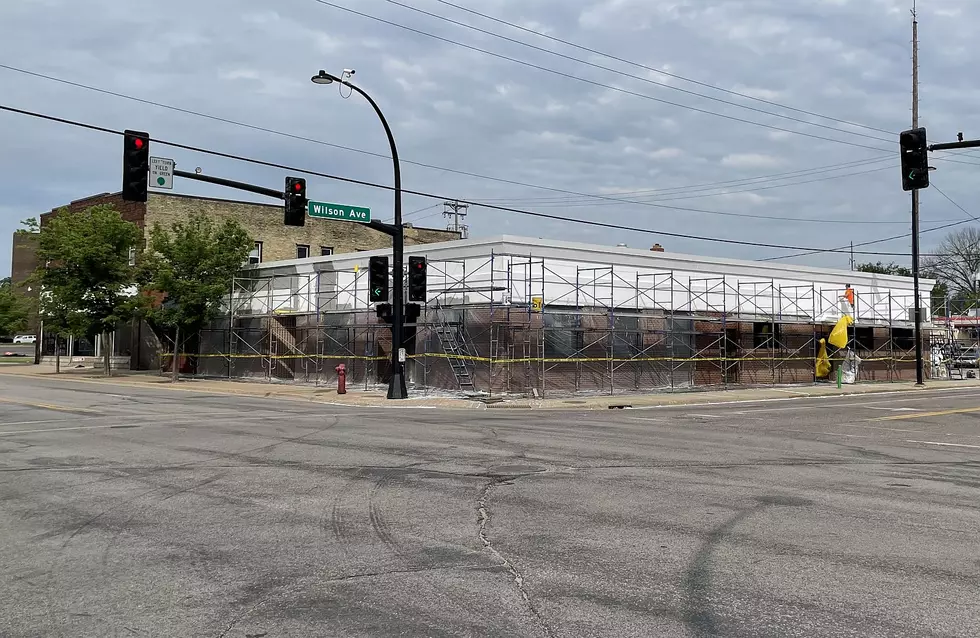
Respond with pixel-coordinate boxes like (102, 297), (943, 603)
(144, 193), (459, 262)
(40, 192), (147, 230)
(9, 232), (40, 332)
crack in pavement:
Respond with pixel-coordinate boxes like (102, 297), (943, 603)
(478, 478), (557, 638)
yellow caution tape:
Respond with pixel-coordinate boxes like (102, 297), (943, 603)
(171, 352), (918, 364)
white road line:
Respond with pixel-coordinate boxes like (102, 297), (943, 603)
(733, 394), (977, 414)
(0, 411), (376, 437)
(781, 429), (872, 438)
(0, 424), (122, 436)
(866, 407), (917, 412)
(906, 440), (980, 449)
(688, 414), (723, 419)
(837, 423), (930, 433)
(0, 417), (96, 427)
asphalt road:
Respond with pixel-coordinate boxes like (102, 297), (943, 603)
(1, 375), (979, 637)
(0, 343), (35, 358)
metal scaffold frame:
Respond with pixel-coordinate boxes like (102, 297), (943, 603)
(194, 251), (927, 396)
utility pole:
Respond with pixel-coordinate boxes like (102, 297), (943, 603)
(910, 2), (925, 385)
(443, 200), (469, 238)
(849, 242), (855, 271)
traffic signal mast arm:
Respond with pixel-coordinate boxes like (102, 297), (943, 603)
(173, 169), (285, 200)
(929, 138), (980, 151)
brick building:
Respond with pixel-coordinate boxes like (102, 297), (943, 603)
(9, 191), (459, 366)
(202, 235), (935, 396)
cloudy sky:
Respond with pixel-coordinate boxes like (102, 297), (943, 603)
(3, 0), (980, 277)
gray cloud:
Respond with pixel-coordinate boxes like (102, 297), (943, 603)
(2, 0), (979, 276)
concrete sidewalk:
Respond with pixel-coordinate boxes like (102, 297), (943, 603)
(513, 377), (980, 410)
(1, 363), (978, 410)
(0, 364), (480, 409)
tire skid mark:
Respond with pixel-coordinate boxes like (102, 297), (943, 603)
(368, 469), (404, 558)
(99, 472), (229, 567)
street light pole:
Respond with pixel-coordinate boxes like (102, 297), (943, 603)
(312, 70), (407, 398)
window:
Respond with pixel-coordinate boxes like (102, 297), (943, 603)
(128, 247), (137, 267)
(320, 246), (334, 256)
(753, 322), (779, 349)
(892, 327), (914, 350)
(544, 312), (584, 358)
(296, 244), (310, 259)
(248, 241), (263, 265)
(854, 326), (875, 351)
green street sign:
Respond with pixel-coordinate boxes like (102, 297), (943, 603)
(308, 200), (371, 223)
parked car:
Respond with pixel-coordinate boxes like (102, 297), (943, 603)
(12, 334), (36, 345)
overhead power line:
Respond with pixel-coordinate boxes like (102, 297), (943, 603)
(379, 0), (896, 145)
(310, 1), (896, 154)
(428, 0), (899, 137)
(761, 182), (979, 261)
(0, 65), (917, 226)
(474, 155), (896, 203)
(8, 60), (971, 228)
(0, 103), (943, 257)
(490, 164), (921, 217)
(0, 63), (897, 208)
(424, 0), (980, 164)
(931, 184), (980, 223)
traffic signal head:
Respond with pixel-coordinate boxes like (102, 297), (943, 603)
(369, 256), (389, 303)
(284, 176), (307, 226)
(900, 127), (929, 191)
(122, 130), (150, 202)
(408, 256), (427, 302)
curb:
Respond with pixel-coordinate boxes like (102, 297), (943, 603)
(3, 365), (979, 411)
(0, 367), (487, 409)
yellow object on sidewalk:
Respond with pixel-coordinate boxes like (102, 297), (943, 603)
(816, 338), (831, 379)
(828, 315), (853, 349)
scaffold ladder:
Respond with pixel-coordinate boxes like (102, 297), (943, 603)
(435, 317), (476, 392)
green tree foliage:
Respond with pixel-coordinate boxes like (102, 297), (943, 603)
(922, 227), (980, 315)
(139, 214), (252, 373)
(16, 217), (39, 234)
(856, 261), (913, 277)
(35, 204), (143, 373)
(0, 277), (30, 337)
(856, 260), (952, 317)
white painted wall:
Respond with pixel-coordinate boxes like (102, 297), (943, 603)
(231, 236), (932, 324)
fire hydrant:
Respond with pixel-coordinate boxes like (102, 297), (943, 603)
(335, 363), (346, 394)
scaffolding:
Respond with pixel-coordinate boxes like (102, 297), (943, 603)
(195, 250), (928, 396)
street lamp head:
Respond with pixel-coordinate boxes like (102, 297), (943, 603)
(311, 70), (337, 85)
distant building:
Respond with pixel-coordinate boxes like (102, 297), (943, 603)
(8, 191), (459, 367)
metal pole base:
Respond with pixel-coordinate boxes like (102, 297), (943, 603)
(387, 373), (408, 399)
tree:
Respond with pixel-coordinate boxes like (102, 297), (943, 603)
(139, 213), (252, 380)
(35, 205), (143, 375)
(856, 262), (913, 278)
(922, 227), (980, 315)
(0, 277), (30, 337)
(38, 292), (90, 373)
(16, 217), (39, 234)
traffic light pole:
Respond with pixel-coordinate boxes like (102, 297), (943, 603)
(911, 189), (924, 386)
(338, 81), (407, 399)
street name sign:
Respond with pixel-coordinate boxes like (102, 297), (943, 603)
(308, 200), (371, 223)
(148, 157), (174, 189)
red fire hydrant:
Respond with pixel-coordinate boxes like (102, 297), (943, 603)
(335, 363), (346, 394)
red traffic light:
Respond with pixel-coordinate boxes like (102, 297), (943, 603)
(294, 182), (302, 191)
(133, 138), (144, 149)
